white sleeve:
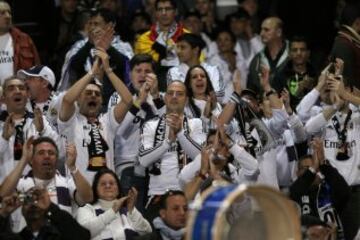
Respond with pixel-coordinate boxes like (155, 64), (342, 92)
(288, 113), (307, 143)
(57, 108), (77, 142)
(127, 208), (152, 234)
(177, 119), (206, 160)
(76, 205), (117, 238)
(39, 117), (60, 141)
(116, 108), (138, 139)
(229, 144), (259, 177)
(107, 92), (121, 111)
(305, 112), (328, 135)
(66, 177), (77, 202)
(266, 108), (288, 138)
(106, 106), (121, 133)
(250, 36), (263, 54)
(178, 155), (201, 188)
(167, 67), (175, 85)
(256, 149), (279, 190)
(0, 134), (9, 153)
(296, 88), (320, 123)
(211, 66), (225, 102)
(138, 121), (170, 168)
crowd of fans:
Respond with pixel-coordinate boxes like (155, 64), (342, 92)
(1, 0), (360, 239)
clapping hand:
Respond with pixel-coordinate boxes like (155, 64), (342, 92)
(33, 107), (44, 134)
(2, 113), (15, 140)
(126, 187), (138, 214)
(65, 143), (77, 173)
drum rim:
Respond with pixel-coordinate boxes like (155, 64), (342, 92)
(186, 184), (301, 240)
(186, 182), (235, 240)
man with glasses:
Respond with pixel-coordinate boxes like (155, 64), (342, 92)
(135, 0), (189, 91)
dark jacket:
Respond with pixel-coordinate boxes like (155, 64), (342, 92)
(277, 61), (318, 109)
(290, 164), (350, 239)
(247, 41), (289, 94)
(134, 230), (163, 240)
(330, 25), (360, 89)
(68, 41), (130, 106)
(0, 203), (90, 240)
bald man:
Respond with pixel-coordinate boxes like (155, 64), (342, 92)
(247, 17), (289, 93)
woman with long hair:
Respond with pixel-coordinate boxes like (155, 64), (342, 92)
(184, 65), (222, 131)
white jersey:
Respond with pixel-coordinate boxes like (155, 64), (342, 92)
(0, 33), (14, 84)
(167, 62), (225, 102)
(0, 111), (60, 183)
(276, 114), (307, 187)
(107, 92), (165, 176)
(57, 106), (120, 183)
(207, 53), (248, 103)
(139, 115), (206, 195)
(305, 107), (360, 186)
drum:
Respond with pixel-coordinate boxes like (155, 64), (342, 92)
(186, 184), (301, 240)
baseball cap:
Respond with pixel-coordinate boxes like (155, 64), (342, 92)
(17, 65), (56, 88)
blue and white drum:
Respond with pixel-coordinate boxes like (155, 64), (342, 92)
(186, 184), (301, 240)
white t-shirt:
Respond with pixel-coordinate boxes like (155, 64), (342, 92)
(0, 33), (14, 85)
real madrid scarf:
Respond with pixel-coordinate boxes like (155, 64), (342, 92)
(87, 120), (109, 171)
(148, 115), (188, 175)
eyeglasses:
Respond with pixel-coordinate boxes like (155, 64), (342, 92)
(156, 7), (174, 13)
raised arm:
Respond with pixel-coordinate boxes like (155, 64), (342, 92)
(0, 137), (33, 197)
(65, 144), (93, 205)
(94, 49), (133, 123)
(218, 70), (243, 125)
(59, 59), (100, 122)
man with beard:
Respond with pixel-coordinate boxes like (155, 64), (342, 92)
(0, 188), (90, 240)
(58, 48), (132, 183)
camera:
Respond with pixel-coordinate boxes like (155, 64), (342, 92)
(18, 192), (35, 205)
